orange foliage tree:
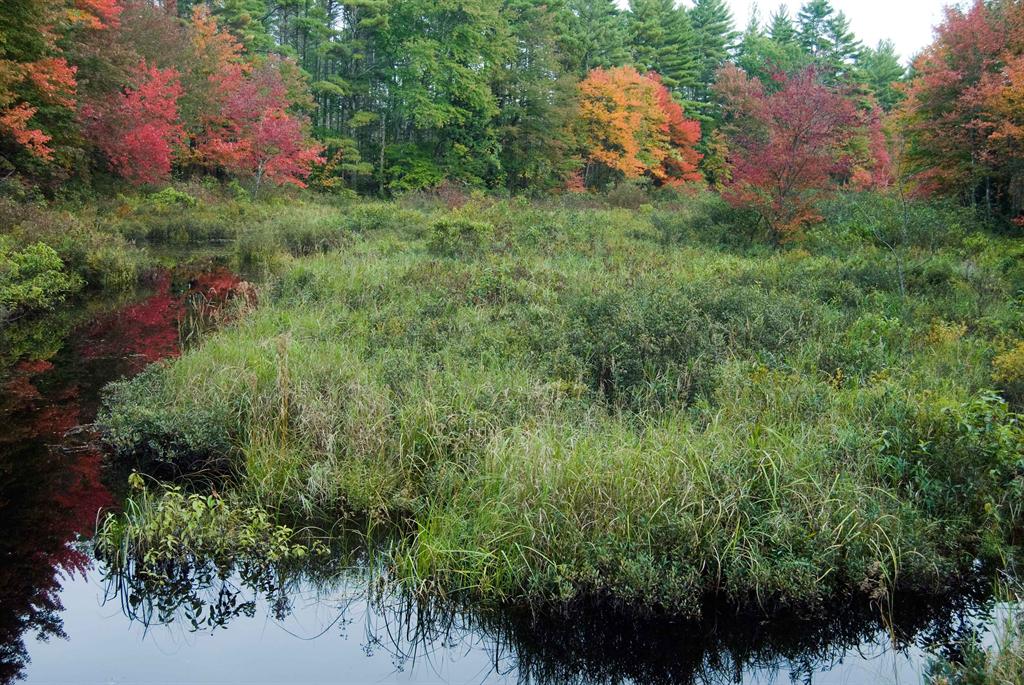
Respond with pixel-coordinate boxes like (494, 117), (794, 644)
(576, 65), (702, 188)
(0, 0), (119, 165)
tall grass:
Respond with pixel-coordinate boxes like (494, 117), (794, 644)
(100, 191), (1024, 618)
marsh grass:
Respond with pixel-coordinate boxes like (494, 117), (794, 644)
(100, 192), (1024, 619)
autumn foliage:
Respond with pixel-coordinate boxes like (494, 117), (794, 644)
(82, 61), (184, 185)
(1, 0), (321, 191)
(577, 65), (702, 188)
(199, 58), (323, 194)
(715, 66), (863, 241)
(900, 0), (1024, 219)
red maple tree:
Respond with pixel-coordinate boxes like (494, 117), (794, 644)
(199, 56), (323, 195)
(647, 73), (703, 186)
(82, 60), (185, 185)
(899, 0), (1024, 217)
(716, 66), (859, 241)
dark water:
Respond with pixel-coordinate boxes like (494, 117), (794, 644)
(0, 263), (1004, 685)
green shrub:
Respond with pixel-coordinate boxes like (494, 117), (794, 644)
(147, 187), (198, 211)
(427, 217), (495, 256)
(0, 238), (82, 320)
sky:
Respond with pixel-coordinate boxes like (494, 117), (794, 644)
(615, 0), (955, 63)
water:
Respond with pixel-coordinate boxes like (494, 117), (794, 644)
(0, 262), (1004, 685)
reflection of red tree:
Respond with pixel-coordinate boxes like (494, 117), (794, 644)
(79, 271), (181, 366)
(79, 266), (246, 369)
(0, 265), (247, 682)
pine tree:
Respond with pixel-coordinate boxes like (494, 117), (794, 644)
(768, 6), (797, 45)
(689, 0), (736, 105)
(494, 0), (577, 192)
(627, 0), (698, 97)
(561, 0), (629, 78)
(736, 9), (805, 84)
(795, 0), (861, 82)
(858, 39), (905, 110)
(825, 10), (862, 82)
(797, 0), (834, 59)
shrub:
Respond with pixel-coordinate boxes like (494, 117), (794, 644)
(0, 238), (82, 320)
(147, 187), (198, 211)
(427, 218), (495, 256)
(994, 342), (1024, 405)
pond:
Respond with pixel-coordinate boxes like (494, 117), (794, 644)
(0, 263), (1005, 684)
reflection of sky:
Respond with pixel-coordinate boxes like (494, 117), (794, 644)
(27, 571), (512, 685)
(25, 570), (945, 685)
(615, 0), (949, 65)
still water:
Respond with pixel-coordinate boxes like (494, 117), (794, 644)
(0, 262), (1002, 685)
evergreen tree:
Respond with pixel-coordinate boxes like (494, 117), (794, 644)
(382, 0), (509, 189)
(689, 0), (736, 106)
(796, 0), (861, 83)
(493, 0), (576, 192)
(797, 0), (833, 59)
(561, 0), (629, 78)
(736, 9), (805, 84)
(859, 39), (904, 110)
(825, 10), (862, 82)
(768, 6), (797, 45)
(627, 0), (698, 97)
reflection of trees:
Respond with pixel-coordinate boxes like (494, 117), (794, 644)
(97, 541), (997, 685)
(0, 360), (112, 683)
(0, 263), (248, 683)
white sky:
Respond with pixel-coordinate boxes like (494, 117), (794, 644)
(616, 0), (956, 64)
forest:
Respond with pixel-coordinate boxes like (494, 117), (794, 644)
(2, 0), (1024, 683)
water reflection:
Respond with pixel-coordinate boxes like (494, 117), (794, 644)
(76, 542), (996, 685)
(0, 263), (246, 682)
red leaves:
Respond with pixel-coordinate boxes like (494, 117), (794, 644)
(73, 0), (122, 29)
(900, 0), (1024, 210)
(577, 65), (702, 187)
(716, 67), (859, 240)
(198, 58), (324, 192)
(648, 73), (702, 186)
(82, 61), (184, 185)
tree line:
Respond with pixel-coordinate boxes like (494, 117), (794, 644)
(3, 0), (1024, 230)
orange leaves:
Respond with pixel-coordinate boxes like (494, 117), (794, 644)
(71, 0), (121, 29)
(0, 104), (53, 160)
(578, 66), (655, 177)
(26, 58), (77, 108)
(577, 65), (702, 186)
(648, 72), (702, 186)
(190, 5), (245, 77)
(0, 57), (76, 160)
